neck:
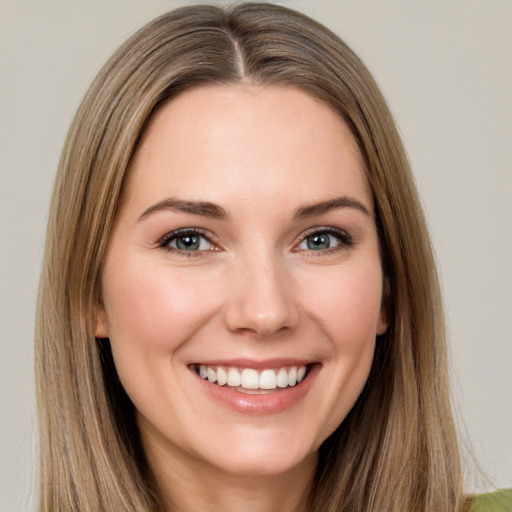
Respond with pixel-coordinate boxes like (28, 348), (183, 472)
(143, 433), (317, 512)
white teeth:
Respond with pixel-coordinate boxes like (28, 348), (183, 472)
(207, 367), (217, 383)
(288, 367), (297, 386)
(276, 368), (289, 388)
(227, 367), (241, 387)
(197, 364), (309, 391)
(259, 369), (277, 390)
(241, 369), (259, 389)
(217, 367), (227, 386)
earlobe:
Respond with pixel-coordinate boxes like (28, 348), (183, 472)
(377, 279), (390, 336)
(376, 312), (388, 336)
(94, 306), (109, 338)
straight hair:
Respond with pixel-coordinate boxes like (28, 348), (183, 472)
(36, 3), (464, 511)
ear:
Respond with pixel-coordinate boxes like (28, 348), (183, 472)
(94, 305), (109, 338)
(376, 279), (391, 336)
(376, 308), (388, 336)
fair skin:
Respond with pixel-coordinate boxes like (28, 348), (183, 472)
(96, 84), (387, 512)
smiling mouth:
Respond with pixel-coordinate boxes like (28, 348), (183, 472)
(191, 364), (311, 394)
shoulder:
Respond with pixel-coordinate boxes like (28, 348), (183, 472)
(468, 489), (512, 512)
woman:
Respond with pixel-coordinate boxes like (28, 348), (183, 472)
(35, 3), (510, 511)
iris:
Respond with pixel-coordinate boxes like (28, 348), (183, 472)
(307, 233), (332, 250)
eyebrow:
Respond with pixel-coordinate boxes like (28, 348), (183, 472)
(139, 198), (228, 221)
(293, 196), (371, 219)
(139, 195), (371, 222)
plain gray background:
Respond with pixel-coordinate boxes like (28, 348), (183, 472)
(1, 1), (510, 509)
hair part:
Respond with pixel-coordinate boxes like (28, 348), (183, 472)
(36, 3), (464, 511)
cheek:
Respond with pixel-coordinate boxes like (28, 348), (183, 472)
(100, 260), (226, 429)
(102, 261), (222, 357)
(293, 259), (383, 429)
(299, 260), (384, 347)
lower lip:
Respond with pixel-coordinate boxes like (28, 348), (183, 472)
(193, 365), (319, 415)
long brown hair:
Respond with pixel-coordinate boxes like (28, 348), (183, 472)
(36, 3), (464, 511)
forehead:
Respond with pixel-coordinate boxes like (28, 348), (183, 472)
(122, 84), (372, 214)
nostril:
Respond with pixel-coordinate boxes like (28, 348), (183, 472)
(223, 263), (299, 336)
(225, 300), (299, 336)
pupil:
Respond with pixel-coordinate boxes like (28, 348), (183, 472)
(177, 235), (199, 250)
(307, 234), (330, 250)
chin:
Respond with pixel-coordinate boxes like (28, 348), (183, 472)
(191, 425), (321, 478)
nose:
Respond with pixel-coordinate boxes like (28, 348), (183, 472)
(223, 251), (300, 338)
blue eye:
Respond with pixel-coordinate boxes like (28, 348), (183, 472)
(160, 230), (214, 252)
(306, 233), (335, 250)
(297, 228), (351, 252)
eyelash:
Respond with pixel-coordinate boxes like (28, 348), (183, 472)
(157, 228), (216, 257)
(294, 227), (353, 254)
(157, 226), (353, 256)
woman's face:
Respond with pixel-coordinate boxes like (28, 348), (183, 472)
(96, 85), (387, 478)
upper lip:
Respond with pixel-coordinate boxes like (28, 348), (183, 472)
(188, 358), (317, 370)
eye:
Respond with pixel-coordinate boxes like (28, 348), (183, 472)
(296, 228), (352, 252)
(159, 229), (216, 252)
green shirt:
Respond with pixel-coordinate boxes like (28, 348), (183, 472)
(469, 489), (512, 511)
